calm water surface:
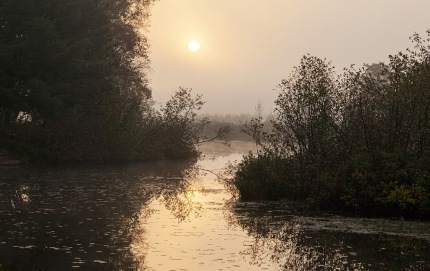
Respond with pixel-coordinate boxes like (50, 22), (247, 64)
(0, 142), (429, 270)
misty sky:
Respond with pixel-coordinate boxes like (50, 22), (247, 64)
(147, 0), (430, 114)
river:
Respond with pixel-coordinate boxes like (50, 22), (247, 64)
(0, 142), (429, 270)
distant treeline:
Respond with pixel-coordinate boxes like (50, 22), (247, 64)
(0, 1), (226, 163)
(200, 113), (255, 124)
(225, 31), (430, 219)
(198, 113), (274, 142)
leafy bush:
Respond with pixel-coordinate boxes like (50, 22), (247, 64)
(232, 31), (430, 218)
(232, 153), (291, 200)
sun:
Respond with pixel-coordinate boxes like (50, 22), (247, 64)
(188, 40), (200, 52)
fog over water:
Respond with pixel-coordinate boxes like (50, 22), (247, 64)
(148, 0), (430, 114)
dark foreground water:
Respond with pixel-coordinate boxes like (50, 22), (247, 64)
(0, 142), (429, 271)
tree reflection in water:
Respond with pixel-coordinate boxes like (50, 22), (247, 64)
(158, 166), (205, 222)
(129, 164), (206, 269)
(0, 159), (199, 271)
(1, 150), (429, 270)
(224, 202), (430, 271)
(128, 157), (430, 271)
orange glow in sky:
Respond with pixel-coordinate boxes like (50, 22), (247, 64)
(148, 0), (430, 114)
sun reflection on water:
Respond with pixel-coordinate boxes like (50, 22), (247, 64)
(127, 143), (430, 270)
(186, 188), (201, 199)
(128, 144), (275, 270)
(0, 142), (429, 270)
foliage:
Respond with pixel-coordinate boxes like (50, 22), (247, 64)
(230, 31), (430, 218)
(0, 1), (225, 162)
(232, 153), (286, 200)
(0, 0), (152, 160)
(140, 87), (230, 160)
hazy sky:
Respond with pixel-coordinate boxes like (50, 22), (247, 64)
(147, 0), (430, 114)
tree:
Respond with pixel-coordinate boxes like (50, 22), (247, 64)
(0, 0), (156, 161)
(229, 31), (430, 218)
(155, 88), (230, 159)
(274, 55), (337, 160)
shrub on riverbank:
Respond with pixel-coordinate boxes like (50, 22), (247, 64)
(228, 31), (430, 218)
(1, 87), (224, 163)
